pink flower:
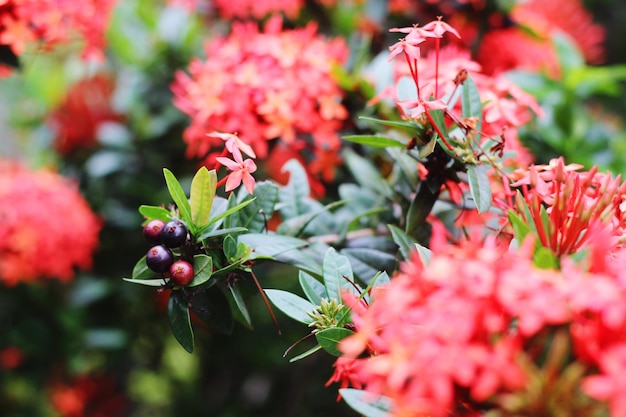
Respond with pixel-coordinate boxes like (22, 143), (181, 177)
(206, 131), (256, 159)
(216, 148), (258, 194)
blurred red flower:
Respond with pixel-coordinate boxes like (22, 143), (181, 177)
(0, 0), (116, 68)
(49, 74), (123, 155)
(49, 373), (126, 417)
(0, 160), (101, 286)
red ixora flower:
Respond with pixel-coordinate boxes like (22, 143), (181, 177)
(0, 0), (117, 68)
(171, 15), (348, 184)
(49, 73), (123, 155)
(0, 159), (101, 286)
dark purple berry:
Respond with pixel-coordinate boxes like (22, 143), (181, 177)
(160, 220), (188, 248)
(143, 219), (166, 243)
(146, 245), (174, 273)
(169, 260), (194, 286)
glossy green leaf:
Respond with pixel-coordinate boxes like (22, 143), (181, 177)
(339, 389), (394, 417)
(138, 205), (171, 222)
(279, 159), (310, 219)
(190, 167), (216, 228)
(429, 108), (448, 138)
(163, 168), (192, 225)
(188, 254), (213, 287)
(388, 224), (417, 261)
(315, 327), (355, 357)
(323, 248), (355, 301)
(167, 291), (194, 353)
(237, 233), (308, 259)
(277, 200), (346, 237)
(342, 135), (405, 148)
(343, 148), (392, 198)
(206, 197), (256, 228)
(299, 271), (326, 305)
(415, 243), (433, 266)
(131, 255), (154, 279)
(197, 227), (248, 241)
(228, 284), (252, 328)
(123, 278), (166, 286)
(264, 289), (316, 324)
(467, 164), (492, 213)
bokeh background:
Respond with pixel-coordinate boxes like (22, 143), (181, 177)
(1, 0), (626, 416)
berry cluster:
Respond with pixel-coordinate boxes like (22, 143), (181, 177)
(143, 219), (195, 286)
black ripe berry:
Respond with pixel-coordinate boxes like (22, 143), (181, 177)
(143, 219), (166, 244)
(169, 260), (194, 286)
(160, 220), (188, 248)
(146, 245), (174, 273)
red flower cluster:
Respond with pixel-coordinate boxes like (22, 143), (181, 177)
(0, 160), (101, 286)
(0, 0), (116, 68)
(335, 228), (626, 416)
(506, 157), (626, 257)
(171, 16), (348, 182)
(168, 0), (304, 19)
(49, 73), (123, 155)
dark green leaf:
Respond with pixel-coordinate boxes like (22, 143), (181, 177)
(167, 291), (194, 353)
(315, 327), (355, 357)
(277, 200), (346, 237)
(461, 75), (483, 121)
(264, 289), (316, 324)
(299, 271), (326, 305)
(138, 205), (171, 222)
(163, 168), (192, 225)
(190, 167), (216, 228)
(467, 164), (492, 213)
(279, 159), (310, 219)
(339, 389), (394, 417)
(197, 227), (248, 241)
(388, 224), (417, 261)
(341, 248), (396, 284)
(228, 284), (252, 328)
(342, 135), (405, 148)
(207, 197), (256, 228)
(343, 148), (392, 198)
(429, 108), (448, 138)
(358, 115), (423, 133)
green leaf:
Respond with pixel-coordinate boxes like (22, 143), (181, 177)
(508, 210), (532, 242)
(415, 243), (433, 266)
(323, 248), (355, 301)
(163, 168), (192, 226)
(288, 344), (323, 363)
(189, 287), (234, 335)
(264, 289), (316, 324)
(299, 271), (326, 305)
(467, 164), (492, 213)
(339, 389), (394, 417)
(277, 200), (346, 237)
(388, 224), (417, 261)
(418, 134), (437, 158)
(461, 75), (483, 124)
(123, 278), (166, 286)
(237, 181), (279, 232)
(341, 248), (396, 284)
(188, 254), (213, 287)
(206, 197), (256, 228)
(197, 227), (248, 241)
(190, 167), (216, 228)
(315, 327), (355, 357)
(429, 108), (448, 138)
(138, 205), (171, 222)
(279, 159), (311, 219)
(167, 291), (194, 353)
(358, 116), (423, 133)
(342, 135), (406, 148)
(237, 233), (309, 259)
(533, 246), (559, 269)
(131, 255), (154, 279)
(343, 148), (392, 198)
(228, 284), (252, 328)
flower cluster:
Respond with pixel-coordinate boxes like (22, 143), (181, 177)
(48, 373), (126, 417)
(0, 160), (101, 286)
(168, 0), (304, 19)
(0, 0), (117, 69)
(506, 157), (626, 257)
(48, 73), (122, 155)
(171, 16), (348, 183)
(334, 227), (626, 416)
